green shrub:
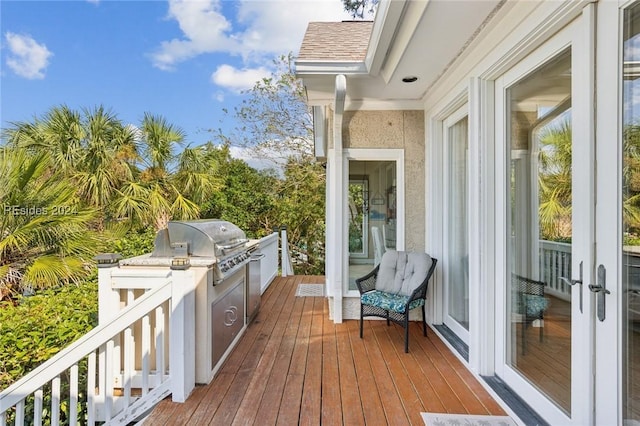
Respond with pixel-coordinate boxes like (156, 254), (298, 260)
(109, 226), (157, 258)
(0, 281), (98, 391)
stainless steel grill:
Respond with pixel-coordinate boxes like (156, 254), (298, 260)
(152, 219), (250, 284)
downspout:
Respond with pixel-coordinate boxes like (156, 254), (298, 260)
(330, 74), (346, 323)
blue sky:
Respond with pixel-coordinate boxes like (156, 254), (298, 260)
(0, 0), (351, 158)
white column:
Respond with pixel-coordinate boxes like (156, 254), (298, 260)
(331, 74), (347, 323)
(468, 77), (496, 376)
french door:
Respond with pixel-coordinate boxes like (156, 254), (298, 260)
(496, 1), (640, 423)
(595, 0), (640, 424)
(494, 11), (594, 425)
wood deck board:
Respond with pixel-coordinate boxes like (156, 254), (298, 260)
(336, 319), (366, 426)
(299, 296), (324, 425)
(144, 275), (506, 425)
(346, 320), (388, 426)
(320, 299), (342, 426)
(365, 322), (412, 423)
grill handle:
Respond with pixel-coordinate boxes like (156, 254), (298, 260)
(219, 239), (249, 253)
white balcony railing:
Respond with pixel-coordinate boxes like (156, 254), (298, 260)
(0, 266), (197, 425)
(539, 240), (572, 301)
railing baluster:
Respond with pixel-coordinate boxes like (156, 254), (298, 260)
(14, 400), (24, 426)
(142, 313), (150, 395)
(124, 324), (133, 407)
(124, 290), (134, 407)
(51, 376), (60, 426)
(104, 340), (114, 421)
(156, 305), (165, 385)
(87, 351), (96, 426)
(70, 364), (78, 425)
(544, 248), (551, 287)
(34, 388), (43, 426)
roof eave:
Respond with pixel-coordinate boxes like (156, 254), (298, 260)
(295, 60), (368, 75)
(364, 0), (410, 76)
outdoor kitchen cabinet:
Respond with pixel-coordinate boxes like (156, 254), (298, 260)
(210, 275), (245, 369)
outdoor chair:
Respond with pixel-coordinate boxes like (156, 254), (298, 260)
(355, 250), (437, 353)
(512, 274), (548, 354)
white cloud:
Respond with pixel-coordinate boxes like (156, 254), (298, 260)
(4, 32), (53, 79)
(211, 64), (269, 92)
(234, 0), (353, 61)
(228, 145), (278, 171)
(151, 0), (352, 76)
(626, 34), (640, 61)
(213, 91), (225, 102)
(150, 0), (238, 70)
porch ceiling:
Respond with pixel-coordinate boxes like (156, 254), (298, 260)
(296, 0), (503, 108)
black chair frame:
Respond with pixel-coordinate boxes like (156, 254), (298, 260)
(512, 274), (547, 355)
(355, 257), (437, 353)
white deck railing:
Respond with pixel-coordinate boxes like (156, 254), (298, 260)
(539, 240), (572, 301)
(0, 266), (198, 426)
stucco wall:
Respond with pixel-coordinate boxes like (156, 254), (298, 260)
(342, 110), (425, 251)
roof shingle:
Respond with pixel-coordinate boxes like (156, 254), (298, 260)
(297, 21), (374, 62)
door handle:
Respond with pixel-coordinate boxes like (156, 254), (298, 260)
(588, 264), (610, 322)
(560, 260), (584, 313)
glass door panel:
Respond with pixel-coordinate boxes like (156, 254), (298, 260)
(347, 160), (396, 291)
(348, 177), (368, 258)
(444, 112), (470, 340)
(506, 50), (572, 414)
(623, 3), (640, 421)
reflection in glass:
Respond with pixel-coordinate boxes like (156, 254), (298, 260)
(348, 179), (368, 257)
(507, 50), (572, 413)
(623, 4), (640, 422)
(447, 117), (469, 331)
(347, 161), (396, 291)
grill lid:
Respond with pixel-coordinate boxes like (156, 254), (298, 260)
(152, 219), (248, 258)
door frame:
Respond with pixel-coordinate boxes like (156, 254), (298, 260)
(593, 0), (626, 423)
(343, 149), (405, 298)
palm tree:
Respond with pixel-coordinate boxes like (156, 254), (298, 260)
(0, 147), (99, 299)
(537, 120), (640, 241)
(3, 107), (215, 231)
(136, 113), (201, 229)
(623, 124), (640, 234)
(74, 106), (137, 211)
(4, 106), (138, 225)
(537, 120), (573, 240)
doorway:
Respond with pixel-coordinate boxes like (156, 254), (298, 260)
(347, 159), (398, 292)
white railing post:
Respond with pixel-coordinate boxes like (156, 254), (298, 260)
(169, 258), (196, 403)
(281, 226), (294, 276)
(94, 253), (121, 417)
(95, 253), (123, 324)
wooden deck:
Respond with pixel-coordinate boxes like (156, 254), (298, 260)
(145, 275), (506, 425)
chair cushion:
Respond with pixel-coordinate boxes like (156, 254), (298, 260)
(524, 294), (549, 317)
(376, 250), (432, 296)
(361, 290), (425, 313)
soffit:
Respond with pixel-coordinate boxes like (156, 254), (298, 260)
(296, 0), (503, 108)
